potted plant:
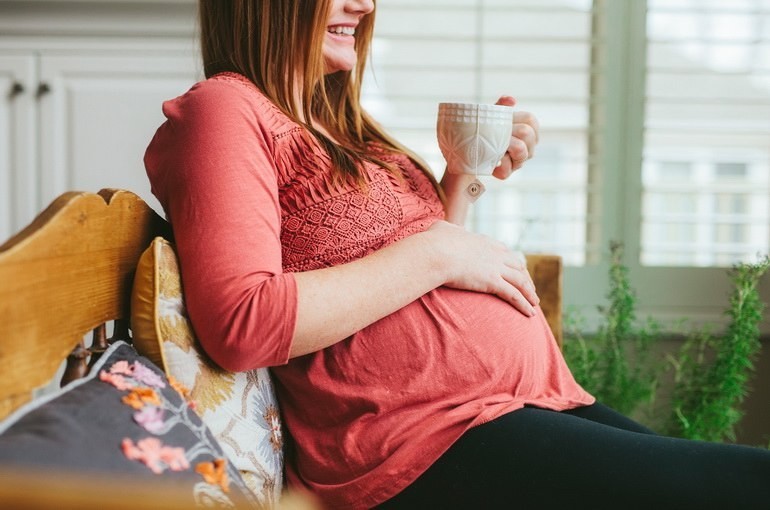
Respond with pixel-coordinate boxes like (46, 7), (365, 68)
(563, 243), (769, 443)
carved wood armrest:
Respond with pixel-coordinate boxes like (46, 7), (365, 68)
(525, 254), (563, 349)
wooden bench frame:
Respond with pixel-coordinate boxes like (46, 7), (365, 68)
(1, 189), (563, 419)
(0, 188), (562, 508)
(0, 190), (169, 420)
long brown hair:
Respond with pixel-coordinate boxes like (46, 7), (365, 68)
(198, 0), (443, 197)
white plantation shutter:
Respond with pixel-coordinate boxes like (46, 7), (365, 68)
(363, 0), (770, 330)
(641, 0), (770, 267)
(363, 0), (596, 265)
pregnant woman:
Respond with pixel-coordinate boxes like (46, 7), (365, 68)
(144, 1), (770, 508)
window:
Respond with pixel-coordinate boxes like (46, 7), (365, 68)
(642, 0), (770, 267)
(641, 158), (767, 266)
(364, 0), (770, 330)
(362, 0), (594, 266)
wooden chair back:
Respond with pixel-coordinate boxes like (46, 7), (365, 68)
(525, 254), (563, 348)
(0, 188), (563, 423)
(0, 189), (168, 421)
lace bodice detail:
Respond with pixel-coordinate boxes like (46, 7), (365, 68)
(258, 111), (444, 272)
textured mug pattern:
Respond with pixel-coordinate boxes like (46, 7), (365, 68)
(437, 103), (514, 175)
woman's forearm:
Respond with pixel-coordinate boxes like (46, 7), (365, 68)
(290, 229), (446, 357)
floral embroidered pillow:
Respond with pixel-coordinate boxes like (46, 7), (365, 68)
(0, 341), (258, 509)
(131, 237), (284, 506)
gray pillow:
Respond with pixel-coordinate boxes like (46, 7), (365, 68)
(0, 341), (259, 509)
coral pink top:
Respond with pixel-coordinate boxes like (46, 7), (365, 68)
(145, 72), (594, 509)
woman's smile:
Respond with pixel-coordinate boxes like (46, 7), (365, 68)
(322, 0), (374, 73)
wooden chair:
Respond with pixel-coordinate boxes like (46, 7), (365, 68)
(526, 253), (563, 347)
(0, 189), (562, 508)
(0, 189), (169, 420)
(0, 189), (564, 419)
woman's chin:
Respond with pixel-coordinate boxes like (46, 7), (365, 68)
(322, 53), (357, 74)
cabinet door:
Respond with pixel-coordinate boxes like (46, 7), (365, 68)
(0, 54), (36, 242)
(38, 52), (199, 216)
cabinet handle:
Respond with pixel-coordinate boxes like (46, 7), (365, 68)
(36, 82), (51, 98)
(9, 82), (24, 98)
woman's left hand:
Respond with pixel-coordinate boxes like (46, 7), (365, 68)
(491, 95), (540, 180)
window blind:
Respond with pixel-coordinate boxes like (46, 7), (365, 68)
(363, 0), (597, 265)
(641, 0), (770, 266)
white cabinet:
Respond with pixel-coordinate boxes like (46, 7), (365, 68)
(0, 1), (200, 240)
(0, 54), (36, 242)
(0, 49), (199, 240)
(38, 52), (199, 217)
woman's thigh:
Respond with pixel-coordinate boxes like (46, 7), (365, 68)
(379, 405), (770, 509)
(561, 401), (656, 434)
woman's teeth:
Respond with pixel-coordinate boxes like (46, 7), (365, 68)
(328, 26), (355, 36)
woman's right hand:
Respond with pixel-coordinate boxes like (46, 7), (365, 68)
(425, 220), (539, 317)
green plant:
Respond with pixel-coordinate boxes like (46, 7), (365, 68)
(665, 255), (770, 442)
(563, 245), (769, 442)
(563, 242), (659, 416)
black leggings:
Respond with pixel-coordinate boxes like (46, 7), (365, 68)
(378, 403), (770, 509)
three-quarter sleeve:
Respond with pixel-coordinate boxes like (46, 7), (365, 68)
(144, 78), (297, 371)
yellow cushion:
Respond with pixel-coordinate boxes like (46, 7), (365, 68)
(131, 237), (283, 506)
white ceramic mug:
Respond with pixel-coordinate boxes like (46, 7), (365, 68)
(436, 102), (514, 176)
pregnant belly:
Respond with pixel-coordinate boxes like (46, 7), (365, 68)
(326, 286), (561, 403)
(274, 286), (590, 486)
